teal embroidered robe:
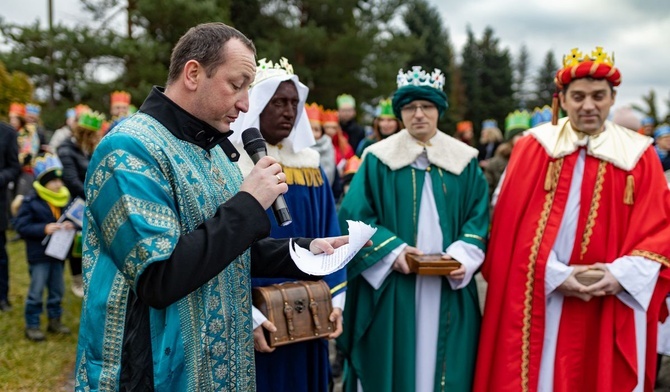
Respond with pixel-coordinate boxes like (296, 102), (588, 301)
(337, 153), (489, 392)
(74, 113), (255, 391)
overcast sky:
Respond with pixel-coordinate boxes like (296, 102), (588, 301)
(2, 0), (669, 116)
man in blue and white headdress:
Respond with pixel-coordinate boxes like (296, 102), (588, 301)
(231, 57), (345, 392)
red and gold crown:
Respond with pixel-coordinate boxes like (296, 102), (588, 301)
(9, 102), (26, 117)
(110, 91), (131, 107)
(305, 103), (322, 123)
(321, 109), (339, 125)
(555, 47), (621, 90)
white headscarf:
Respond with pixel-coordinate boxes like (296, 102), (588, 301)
(230, 72), (315, 153)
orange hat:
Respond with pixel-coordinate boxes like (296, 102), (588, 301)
(9, 103), (26, 117)
(74, 104), (91, 117)
(456, 121), (473, 133)
(555, 47), (621, 90)
(305, 103), (322, 123)
(344, 156), (361, 175)
(322, 109), (339, 125)
(110, 91), (131, 107)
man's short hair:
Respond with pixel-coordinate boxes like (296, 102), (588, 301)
(167, 22), (256, 85)
(562, 77), (615, 95)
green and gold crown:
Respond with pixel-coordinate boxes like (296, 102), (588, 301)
(376, 98), (394, 118)
(504, 110), (531, 140)
(251, 57), (294, 87)
(78, 111), (106, 131)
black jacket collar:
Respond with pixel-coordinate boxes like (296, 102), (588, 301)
(138, 86), (240, 161)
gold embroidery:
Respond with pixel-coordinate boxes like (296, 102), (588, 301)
(330, 281), (347, 294)
(631, 250), (670, 267)
(624, 174), (634, 205)
(463, 233), (484, 243)
(521, 158), (563, 391)
(580, 161), (607, 260)
(360, 235), (398, 260)
(283, 166), (324, 186)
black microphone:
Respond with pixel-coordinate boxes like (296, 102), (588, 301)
(241, 127), (292, 227)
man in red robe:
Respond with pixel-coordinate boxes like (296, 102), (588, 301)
(475, 46), (670, 392)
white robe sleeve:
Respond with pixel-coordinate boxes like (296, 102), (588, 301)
(332, 291), (346, 310)
(445, 240), (485, 290)
(545, 250), (574, 295)
(607, 256), (661, 312)
(361, 243), (407, 290)
(252, 305), (268, 330)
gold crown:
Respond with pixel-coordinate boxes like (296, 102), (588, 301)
(396, 66), (445, 90)
(251, 57), (294, 87)
(562, 46), (614, 68)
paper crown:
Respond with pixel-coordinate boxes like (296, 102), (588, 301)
(305, 103), (322, 123)
(531, 106), (553, 128)
(26, 103), (41, 116)
(456, 121), (473, 133)
(396, 66), (445, 91)
(505, 110), (532, 140)
(252, 57), (294, 88)
(654, 124), (670, 140)
(482, 119), (498, 130)
(321, 109), (339, 124)
(33, 154), (63, 182)
(641, 116), (655, 126)
(74, 104), (91, 117)
(9, 103), (26, 117)
(555, 47), (621, 89)
(111, 91), (131, 107)
(375, 98), (395, 118)
(78, 111), (106, 131)
(336, 94), (356, 109)
(343, 156), (361, 175)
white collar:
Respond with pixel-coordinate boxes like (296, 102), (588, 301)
(363, 129), (478, 174)
(528, 117), (652, 171)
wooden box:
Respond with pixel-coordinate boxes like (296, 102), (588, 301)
(406, 253), (461, 276)
(252, 280), (333, 347)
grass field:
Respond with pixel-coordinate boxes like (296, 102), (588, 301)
(0, 231), (81, 391)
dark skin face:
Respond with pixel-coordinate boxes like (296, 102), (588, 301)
(259, 81), (299, 145)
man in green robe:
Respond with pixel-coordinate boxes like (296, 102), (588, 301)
(337, 66), (490, 392)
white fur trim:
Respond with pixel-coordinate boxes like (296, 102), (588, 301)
(363, 129), (478, 174)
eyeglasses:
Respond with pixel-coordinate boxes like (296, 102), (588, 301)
(401, 104), (437, 115)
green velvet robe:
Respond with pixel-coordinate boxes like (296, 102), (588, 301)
(337, 148), (489, 392)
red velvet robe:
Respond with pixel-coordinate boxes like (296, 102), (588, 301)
(475, 134), (670, 392)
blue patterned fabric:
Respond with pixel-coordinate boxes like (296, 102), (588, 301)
(75, 113), (255, 391)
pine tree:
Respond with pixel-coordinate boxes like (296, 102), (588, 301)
(529, 50), (558, 110)
(513, 44), (531, 109)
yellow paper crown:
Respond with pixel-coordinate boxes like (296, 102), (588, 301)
(252, 57), (294, 87)
(562, 46), (614, 68)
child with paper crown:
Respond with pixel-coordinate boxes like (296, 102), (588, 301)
(14, 154), (77, 342)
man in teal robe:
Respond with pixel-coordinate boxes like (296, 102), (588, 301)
(338, 66), (490, 392)
(75, 23), (349, 391)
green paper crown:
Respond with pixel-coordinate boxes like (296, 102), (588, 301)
(337, 94), (356, 109)
(504, 110), (531, 140)
(78, 111), (106, 131)
(377, 98), (395, 118)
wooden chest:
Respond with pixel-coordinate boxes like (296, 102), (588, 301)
(252, 280), (334, 347)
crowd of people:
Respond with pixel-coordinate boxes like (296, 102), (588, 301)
(1, 22), (670, 392)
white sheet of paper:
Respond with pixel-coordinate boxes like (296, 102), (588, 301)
(44, 229), (76, 261)
(289, 220), (376, 275)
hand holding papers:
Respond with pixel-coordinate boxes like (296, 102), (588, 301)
(290, 220), (376, 275)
